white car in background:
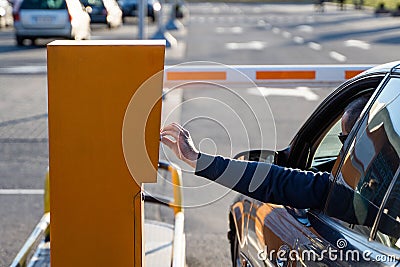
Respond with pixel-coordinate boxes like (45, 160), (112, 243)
(13, 0), (91, 46)
(0, 0), (13, 27)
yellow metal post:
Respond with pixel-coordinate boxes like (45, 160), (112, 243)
(47, 40), (165, 267)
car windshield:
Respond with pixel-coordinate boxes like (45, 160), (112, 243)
(20, 0), (67, 9)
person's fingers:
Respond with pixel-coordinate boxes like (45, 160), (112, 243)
(161, 127), (189, 140)
(160, 129), (176, 136)
(161, 136), (182, 158)
(171, 123), (190, 137)
(160, 130), (179, 141)
(160, 136), (176, 149)
(171, 122), (182, 129)
(161, 135), (183, 159)
(161, 123), (181, 134)
(161, 123), (191, 139)
(160, 123), (198, 168)
(165, 123), (191, 138)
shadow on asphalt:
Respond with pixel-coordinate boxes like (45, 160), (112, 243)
(374, 35), (400, 44)
(0, 44), (43, 54)
(319, 25), (400, 41)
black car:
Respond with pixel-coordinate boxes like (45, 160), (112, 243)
(80, 0), (122, 27)
(117, 0), (160, 22)
(228, 61), (400, 266)
(80, 0), (107, 23)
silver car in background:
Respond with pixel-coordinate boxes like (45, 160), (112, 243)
(13, 0), (90, 45)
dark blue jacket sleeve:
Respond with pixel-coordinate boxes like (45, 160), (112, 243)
(195, 153), (332, 210)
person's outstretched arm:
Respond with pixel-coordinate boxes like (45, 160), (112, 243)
(161, 123), (386, 228)
(195, 152), (331, 210)
(160, 123), (332, 209)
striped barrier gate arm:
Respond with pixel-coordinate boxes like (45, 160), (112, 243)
(164, 65), (374, 86)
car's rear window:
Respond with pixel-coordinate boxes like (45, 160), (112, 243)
(80, 0), (103, 7)
(20, 0), (67, 9)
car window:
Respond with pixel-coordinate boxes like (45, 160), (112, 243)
(80, 0), (102, 7)
(20, 0), (67, 9)
(311, 92), (372, 172)
(326, 77), (400, 250)
(312, 119), (342, 167)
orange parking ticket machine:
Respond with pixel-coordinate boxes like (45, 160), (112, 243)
(47, 40), (165, 267)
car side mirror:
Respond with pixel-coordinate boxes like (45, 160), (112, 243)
(233, 149), (276, 164)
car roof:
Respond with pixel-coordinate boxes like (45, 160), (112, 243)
(362, 60), (400, 76)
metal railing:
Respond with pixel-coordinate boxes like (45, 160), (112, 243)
(157, 161), (183, 214)
(10, 213), (50, 267)
(154, 161), (185, 267)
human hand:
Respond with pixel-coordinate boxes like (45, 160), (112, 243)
(160, 123), (199, 168)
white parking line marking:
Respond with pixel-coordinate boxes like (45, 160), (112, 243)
(329, 51), (347, 62)
(212, 7), (220, 13)
(282, 31), (292, 38)
(215, 27), (243, 34)
(293, 36), (304, 44)
(308, 42), (322, 51)
(225, 41), (267, 50)
(0, 65), (47, 74)
(232, 7), (242, 14)
(296, 25), (313, 33)
(248, 87), (319, 101)
(344, 39), (370, 50)
(0, 189), (44, 195)
(272, 27), (280, 34)
(257, 20), (267, 27)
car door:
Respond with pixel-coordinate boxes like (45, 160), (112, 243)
(243, 74), (389, 266)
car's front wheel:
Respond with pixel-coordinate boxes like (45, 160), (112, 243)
(16, 35), (24, 46)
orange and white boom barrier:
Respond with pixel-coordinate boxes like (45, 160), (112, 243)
(164, 65), (374, 86)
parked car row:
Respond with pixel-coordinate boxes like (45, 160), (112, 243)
(10, 0), (164, 45)
(117, 0), (160, 23)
